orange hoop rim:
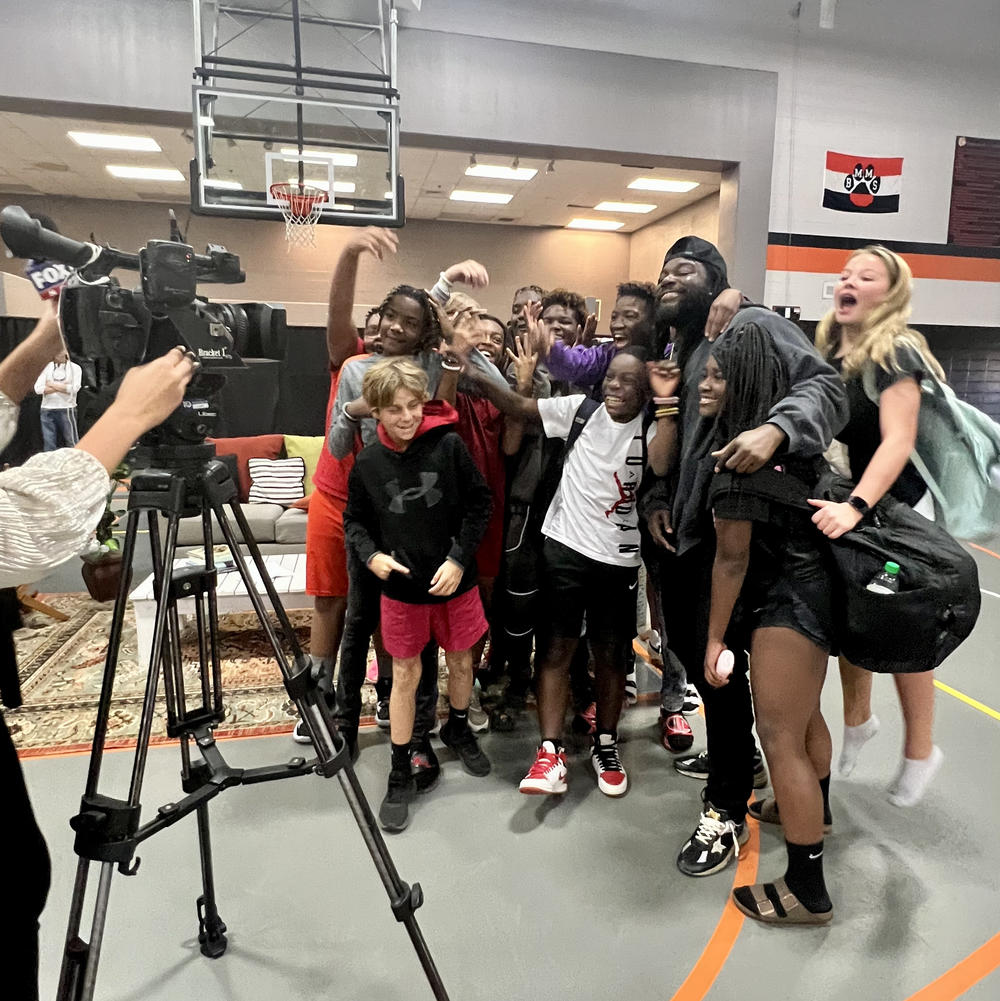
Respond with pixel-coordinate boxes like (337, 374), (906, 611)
(268, 181), (328, 216)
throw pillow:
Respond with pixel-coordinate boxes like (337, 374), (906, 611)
(283, 435), (325, 495)
(247, 456), (306, 506)
(208, 434), (285, 502)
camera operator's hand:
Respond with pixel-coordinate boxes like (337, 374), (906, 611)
(345, 227), (399, 261)
(76, 348), (197, 472)
(442, 259), (489, 289)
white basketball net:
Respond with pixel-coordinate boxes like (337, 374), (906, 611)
(270, 183), (326, 249)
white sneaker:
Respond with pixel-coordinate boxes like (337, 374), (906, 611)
(468, 682), (489, 733)
(519, 741), (568, 795)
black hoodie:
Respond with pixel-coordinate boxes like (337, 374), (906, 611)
(344, 401), (493, 605)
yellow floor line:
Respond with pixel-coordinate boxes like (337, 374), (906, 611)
(934, 680), (1000, 723)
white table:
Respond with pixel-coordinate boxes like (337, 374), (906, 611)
(130, 553), (311, 671)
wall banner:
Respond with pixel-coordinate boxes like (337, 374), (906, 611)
(823, 151), (902, 213)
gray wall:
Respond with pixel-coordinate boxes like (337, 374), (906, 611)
(0, 2), (777, 296)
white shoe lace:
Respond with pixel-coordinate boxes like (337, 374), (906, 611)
(693, 810), (741, 859)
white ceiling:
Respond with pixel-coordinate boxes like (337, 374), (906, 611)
(0, 111), (720, 232)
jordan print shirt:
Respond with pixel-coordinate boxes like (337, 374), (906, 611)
(538, 395), (653, 568)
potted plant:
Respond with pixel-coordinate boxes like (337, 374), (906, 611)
(80, 462), (129, 601)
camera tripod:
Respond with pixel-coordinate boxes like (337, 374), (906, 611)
(56, 446), (451, 1001)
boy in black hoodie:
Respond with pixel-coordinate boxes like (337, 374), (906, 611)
(344, 358), (493, 832)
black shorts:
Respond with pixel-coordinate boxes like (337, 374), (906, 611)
(539, 537), (638, 668)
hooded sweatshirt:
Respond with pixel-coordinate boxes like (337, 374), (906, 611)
(343, 401), (493, 605)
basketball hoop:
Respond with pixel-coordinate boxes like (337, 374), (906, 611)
(269, 182), (327, 249)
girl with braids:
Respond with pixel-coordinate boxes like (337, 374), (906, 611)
(701, 322), (836, 925)
(810, 246), (944, 805)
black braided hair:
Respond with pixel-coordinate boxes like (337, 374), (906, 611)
(377, 284), (442, 353)
(710, 321), (789, 446)
(364, 305), (380, 325)
(541, 287), (588, 329)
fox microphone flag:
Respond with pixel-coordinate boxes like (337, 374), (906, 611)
(823, 151), (902, 213)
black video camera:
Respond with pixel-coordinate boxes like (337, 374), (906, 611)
(0, 206), (284, 446)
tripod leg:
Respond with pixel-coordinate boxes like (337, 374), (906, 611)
(194, 803), (228, 958)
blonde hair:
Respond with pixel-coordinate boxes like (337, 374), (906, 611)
(362, 357), (429, 411)
(814, 245), (945, 381)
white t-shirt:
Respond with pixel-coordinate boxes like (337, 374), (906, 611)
(34, 361), (82, 410)
(538, 395), (654, 568)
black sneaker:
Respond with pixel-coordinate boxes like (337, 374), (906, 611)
(378, 767), (416, 832)
(673, 749), (769, 789)
(292, 719), (312, 744)
(375, 698), (390, 729)
(676, 801), (750, 877)
(410, 742), (441, 793)
(440, 721), (491, 777)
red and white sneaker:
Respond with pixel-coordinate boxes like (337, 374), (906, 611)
(591, 732), (628, 797)
(572, 701), (597, 736)
(660, 712), (695, 753)
(519, 741), (568, 795)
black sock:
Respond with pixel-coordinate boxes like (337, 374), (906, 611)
(818, 773), (832, 826)
(783, 840), (832, 913)
(391, 741), (411, 773)
(448, 705), (469, 732)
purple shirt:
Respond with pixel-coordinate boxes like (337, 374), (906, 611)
(546, 340), (616, 387)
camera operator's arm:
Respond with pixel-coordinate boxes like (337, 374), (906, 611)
(326, 228), (399, 368)
(0, 301), (63, 405)
(0, 349), (195, 588)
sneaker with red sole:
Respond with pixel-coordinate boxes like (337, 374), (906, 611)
(660, 712), (694, 753)
(519, 741), (568, 795)
(591, 732), (628, 797)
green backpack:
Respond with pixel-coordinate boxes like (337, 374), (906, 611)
(863, 361), (1000, 542)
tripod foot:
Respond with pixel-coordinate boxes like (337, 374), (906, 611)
(196, 895), (228, 958)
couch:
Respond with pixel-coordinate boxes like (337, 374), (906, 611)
(172, 433), (324, 554)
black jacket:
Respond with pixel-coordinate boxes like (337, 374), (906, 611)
(344, 409), (492, 605)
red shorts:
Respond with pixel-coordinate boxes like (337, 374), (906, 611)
(380, 587), (488, 659)
(305, 488), (349, 597)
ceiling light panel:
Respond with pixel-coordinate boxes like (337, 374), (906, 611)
(450, 189), (514, 204)
(627, 178), (700, 193)
(287, 178), (356, 193)
(106, 165), (184, 181)
(566, 218), (625, 231)
(594, 200), (656, 213)
(69, 131), (161, 152)
(279, 148), (358, 167)
(465, 164), (537, 181)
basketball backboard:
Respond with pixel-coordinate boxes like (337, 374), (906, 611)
(190, 0), (403, 227)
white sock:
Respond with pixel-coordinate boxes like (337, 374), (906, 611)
(888, 746), (944, 807)
(838, 714), (880, 777)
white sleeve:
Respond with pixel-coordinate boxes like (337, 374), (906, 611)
(537, 394), (586, 441)
(69, 362), (83, 395)
(0, 391), (19, 450)
(34, 365), (50, 396)
(0, 448), (111, 588)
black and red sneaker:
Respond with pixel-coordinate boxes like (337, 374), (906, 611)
(659, 712), (694, 753)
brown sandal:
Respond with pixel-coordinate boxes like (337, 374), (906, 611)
(747, 797), (833, 835)
(732, 878), (833, 925)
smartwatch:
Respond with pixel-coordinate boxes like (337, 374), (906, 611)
(847, 494), (870, 516)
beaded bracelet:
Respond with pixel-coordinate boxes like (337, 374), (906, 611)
(655, 407), (679, 419)
(652, 396), (679, 406)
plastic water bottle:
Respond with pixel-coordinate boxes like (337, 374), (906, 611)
(867, 561), (901, 594)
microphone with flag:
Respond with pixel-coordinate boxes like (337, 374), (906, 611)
(823, 151), (903, 213)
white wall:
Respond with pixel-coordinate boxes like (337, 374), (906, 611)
(628, 194), (720, 285)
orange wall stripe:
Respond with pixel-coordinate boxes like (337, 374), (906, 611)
(901, 931), (1000, 1001)
(669, 809), (760, 1001)
(766, 245), (1000, 283)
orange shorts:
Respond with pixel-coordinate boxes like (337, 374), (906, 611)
(305, 488), (349, 597)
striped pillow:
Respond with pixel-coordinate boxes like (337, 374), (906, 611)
(247, 456), (306, 506)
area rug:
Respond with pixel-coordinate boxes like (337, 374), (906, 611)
(9, 593), (380, 758)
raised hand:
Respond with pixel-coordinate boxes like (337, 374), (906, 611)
(505, 329), (539, 390)
(433, 302), (478, 357)
(524, 300), (552, 359)
(345, 227), (399, 261)
(647, 360), (681, 400)
(581, 312), (598, 347)
(443, 259), (489, 288)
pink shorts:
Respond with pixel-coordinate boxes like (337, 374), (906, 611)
(380, 588), (488, 659)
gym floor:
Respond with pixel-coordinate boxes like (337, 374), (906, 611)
(25, 543), (1000, 1001)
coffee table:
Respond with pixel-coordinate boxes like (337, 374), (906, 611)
(130, 553), (310, 671)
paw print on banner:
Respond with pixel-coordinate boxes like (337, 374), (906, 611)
(844, 162), (881, 196)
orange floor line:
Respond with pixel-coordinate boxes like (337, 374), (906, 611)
(969, 542), (1000, 562)
(901, 931), (1000, 1001)
(669, 811), (760, 1001)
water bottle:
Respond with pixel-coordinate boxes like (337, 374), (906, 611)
(867, 561), (901, 594)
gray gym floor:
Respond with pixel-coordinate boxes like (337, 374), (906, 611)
(25, 544), (1000, 1001)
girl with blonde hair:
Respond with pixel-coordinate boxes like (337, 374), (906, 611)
(809, 245), (944, 807)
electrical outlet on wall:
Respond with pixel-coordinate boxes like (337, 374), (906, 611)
(822, 281), (835, 299)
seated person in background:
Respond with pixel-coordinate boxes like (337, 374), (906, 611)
(344, 358), (493, 833)
(34, 346), (82, 450)
(458, 334), (668, 799)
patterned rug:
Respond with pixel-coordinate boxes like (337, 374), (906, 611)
(9, 593), (379, 758)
